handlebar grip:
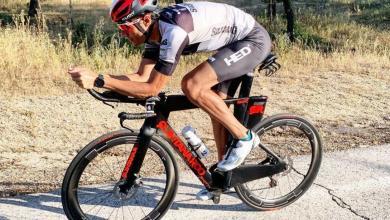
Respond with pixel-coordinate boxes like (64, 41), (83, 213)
(87, 89), (120, 102)
(118, 112), (156, 120)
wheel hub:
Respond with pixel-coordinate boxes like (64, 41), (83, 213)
(113, 178), (143, 201)
(280, 155), (293, 176)
(269, 155), (293, 187)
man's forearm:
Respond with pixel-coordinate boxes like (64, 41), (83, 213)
(108, 73), (148, 83)
(104, 75), (157, 98)
(128, 73), (149, 82)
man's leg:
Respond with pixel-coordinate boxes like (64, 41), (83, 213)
(182, 61), (261, 173)
(211, 119), (227, 161)
(181, 62), (248, 141)
(183, 62), (253, 200)
(210, 90), (229, 161)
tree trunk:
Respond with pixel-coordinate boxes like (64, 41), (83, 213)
(69, 0), (74, 29)
(28, 0), (41, 17)
(317, 0), (328, 12)
(267, 0), (277, 22)
(282, 0), (294, 42)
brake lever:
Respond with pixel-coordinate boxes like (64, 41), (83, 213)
(119, 117), (134, 132)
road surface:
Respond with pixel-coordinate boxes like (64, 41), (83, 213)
(0, 144), (389, 220)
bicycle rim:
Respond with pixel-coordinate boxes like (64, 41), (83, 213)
(62, 132), (177, 220)
(236, 114), (322, 210)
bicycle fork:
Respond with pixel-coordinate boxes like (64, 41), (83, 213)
(118, 117), (156, 194)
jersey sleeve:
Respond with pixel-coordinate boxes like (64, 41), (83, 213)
(154, 21), (189, 76)
(142, 43), (160, 61)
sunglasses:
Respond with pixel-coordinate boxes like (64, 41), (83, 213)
(117, 18), (142, 31)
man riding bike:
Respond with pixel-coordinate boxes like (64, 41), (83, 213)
(68, 0), (271, 200)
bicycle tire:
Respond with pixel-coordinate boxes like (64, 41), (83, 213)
(235, 114), (322, 210)
(61, 130), (179, 220)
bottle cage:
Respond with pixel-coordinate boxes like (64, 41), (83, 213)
(258, 54), (281, 77)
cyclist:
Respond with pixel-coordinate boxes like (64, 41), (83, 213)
(68, 0), (271, 200)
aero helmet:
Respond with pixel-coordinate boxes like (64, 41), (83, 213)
(110, 0), (158, 23)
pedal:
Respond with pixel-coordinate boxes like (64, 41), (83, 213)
(212, 194), (221, 204)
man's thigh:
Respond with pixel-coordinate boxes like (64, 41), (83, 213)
(182, 61), (220, 90)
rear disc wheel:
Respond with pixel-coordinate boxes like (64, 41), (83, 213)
(235, 114), (322, 210)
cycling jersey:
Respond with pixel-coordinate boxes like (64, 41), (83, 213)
(143, 2), (252, 71)
(143, 1), (271, 86)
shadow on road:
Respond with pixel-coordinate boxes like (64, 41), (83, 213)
(0, 188), (64, 218)
(0, 177), (254, 219)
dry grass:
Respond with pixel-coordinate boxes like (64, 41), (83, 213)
(0, 15), (207, 97)
(278, 46), (389, 77)
(0, 20), (133, 96)
(0, 0), (389, 98)
(1, 22), (388, 98)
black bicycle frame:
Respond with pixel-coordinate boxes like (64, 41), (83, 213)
(116, 95), (285, 192)
(87, 74), (286, 192)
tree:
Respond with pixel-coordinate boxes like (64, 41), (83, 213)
(267, 0), (277, 22)
(69, 0), (74, 29)
(282, 0), (294, 42)
(28, 0), (41, 17)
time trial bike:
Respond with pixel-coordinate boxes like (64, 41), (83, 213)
(61, 55), (322, 220)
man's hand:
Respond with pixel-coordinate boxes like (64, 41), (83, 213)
(68, 67), (97, 89)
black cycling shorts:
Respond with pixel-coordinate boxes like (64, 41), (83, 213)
(208, 22), (272, 94)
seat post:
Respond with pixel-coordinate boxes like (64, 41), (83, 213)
(233, 73), (254, 126)
(238, 73), (254, 98)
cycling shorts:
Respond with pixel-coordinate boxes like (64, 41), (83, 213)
(208, 22), (272, 94)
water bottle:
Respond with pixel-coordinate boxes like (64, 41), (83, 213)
(181, 125), (209, 159)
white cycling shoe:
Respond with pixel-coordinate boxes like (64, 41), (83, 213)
(216, 130), (259, 172)
(196, 188), (235, 201)
(196, 188), (214, 201)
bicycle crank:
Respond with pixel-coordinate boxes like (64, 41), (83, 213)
(210, 190), (223, 204)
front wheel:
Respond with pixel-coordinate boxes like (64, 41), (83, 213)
(61, 130), (178, 220)
(235, 114), (323, 210)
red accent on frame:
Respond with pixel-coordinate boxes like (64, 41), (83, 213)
(121, 144), (139, 179)
(249, 105), (265, 115)
(237, 98), (249, 105)
(156, 120), (210, 187)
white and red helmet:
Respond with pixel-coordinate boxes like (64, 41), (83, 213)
(110, 0), (158, 23)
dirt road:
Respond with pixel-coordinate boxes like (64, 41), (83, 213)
(0, 144), (388, 219)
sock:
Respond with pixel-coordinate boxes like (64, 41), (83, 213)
(239, 130), (252, 141)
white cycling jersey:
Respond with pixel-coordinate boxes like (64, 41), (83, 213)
(143, 1), (256, 75)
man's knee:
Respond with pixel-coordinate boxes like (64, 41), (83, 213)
(182, 80), (226, 103)
(181, 76), (199, 99)
(181, 75), (192, 96)
(183, 83), (209, 103)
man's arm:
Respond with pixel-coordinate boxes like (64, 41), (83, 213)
(104, 68), (169, 98)
(109, 58), (156, 83)
(68, 60), (166, 98)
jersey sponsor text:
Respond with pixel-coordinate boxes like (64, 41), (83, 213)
(211, 26), (238, 36)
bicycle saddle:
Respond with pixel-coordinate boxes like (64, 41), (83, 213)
(258, 53), (281, 77)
